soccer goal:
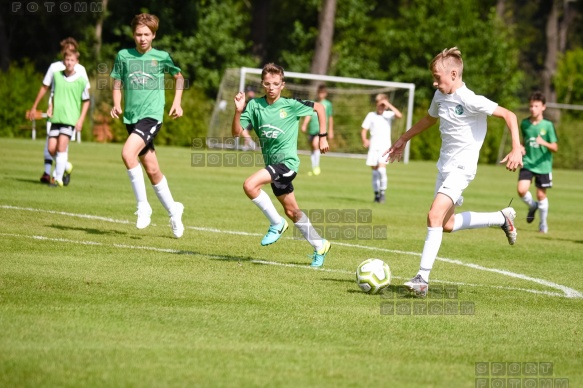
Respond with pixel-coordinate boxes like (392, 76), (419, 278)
(208, 67), (416, 163)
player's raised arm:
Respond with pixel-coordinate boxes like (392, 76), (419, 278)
(231, 91), (246, 137)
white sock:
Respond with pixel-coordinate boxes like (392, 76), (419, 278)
(251, 190), (282, 225)
(378, 167), (387, 191)
(311, 150), (321, 169)
(452, 211), (505, 232)
(153, 176), (177, 216)
(294, 212), (323, 251)
(54, 152), (67, 182)
(44, 137), (53, 174)
(127, 165), (148, 207)
(372, 170), (380, 192)
(418, 227), (443, 282)
(521, 192), (535, 208)
(538, 198), (549, 226)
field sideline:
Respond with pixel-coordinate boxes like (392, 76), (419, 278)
(1, 138), (582, 387)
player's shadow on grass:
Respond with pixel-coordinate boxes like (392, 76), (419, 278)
(321, 277), (353, 284)
(210, 255), (256, 262)
(13, 178), (49, 185)
(327, 195), (375, 204)
(346, 284), (419, 298)
(49, 224), (129, 236)
(540, 236), (583, 244)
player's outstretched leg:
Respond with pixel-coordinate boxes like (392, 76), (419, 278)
(311, 239), (331, 268)
(500, 207), (517, 245)
(169, 202), (185, 238)
(63, 162), (73, 186)
(261, 218), (288, 246)
(526, 203), (538, 223)
(404, 274), (429, 297)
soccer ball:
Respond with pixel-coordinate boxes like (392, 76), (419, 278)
(355, 258), (391, 294)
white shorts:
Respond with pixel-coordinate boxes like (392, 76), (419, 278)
(434, 170), (475, 207)
(49, 123), (75, 138)
(366, 149), (387, 166)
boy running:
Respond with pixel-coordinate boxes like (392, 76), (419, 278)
(232, 63), (332, 267)
(110, 13), (185, 238)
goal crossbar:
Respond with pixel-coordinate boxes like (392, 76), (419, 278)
(239, 68), (416, 163)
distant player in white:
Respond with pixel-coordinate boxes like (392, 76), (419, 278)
(361, 93), (402, 203)
(385, 47), (523, 297)
(29, 37), (88, 185)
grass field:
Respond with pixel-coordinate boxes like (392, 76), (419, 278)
(1, 137), (582, 387)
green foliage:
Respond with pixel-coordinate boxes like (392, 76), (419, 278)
(0, 61), (44, 138)
(555, 49), (583, 110)
(157, 0), (258, 96)
(553, 117), (583, 170)
(157, 85), (213, 147)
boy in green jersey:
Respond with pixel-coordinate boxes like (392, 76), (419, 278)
(46, 49), (90, 188)
(231, 63), (332, 267)
(300, 84), (334, 176)
(110, 13), (185, 238)
(517, 91), (558, 233)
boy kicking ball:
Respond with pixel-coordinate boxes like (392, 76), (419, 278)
(385, 47), (523, 297)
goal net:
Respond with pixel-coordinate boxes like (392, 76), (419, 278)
(208, 67), (416, 163)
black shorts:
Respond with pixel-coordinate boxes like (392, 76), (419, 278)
(49, 123), (75, 138)
(266, 164), (297, 196)
(519, 168), (553, 189)
(126, 118), (162, 156)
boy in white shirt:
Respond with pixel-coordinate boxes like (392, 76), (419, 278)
(361, 94), (402, 203)
(385, 47), (523, 296)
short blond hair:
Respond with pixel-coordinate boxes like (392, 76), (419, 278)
(430, 47), (463, 77)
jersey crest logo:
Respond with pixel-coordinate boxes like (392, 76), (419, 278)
(540, 129), (547, 136)
(455, 104), (464, 115)
(279, 109), (288, 119)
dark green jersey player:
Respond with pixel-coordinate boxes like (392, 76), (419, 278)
(517, 91), (559, 233)
(241, 96), (314, 172)
(232, 63), (331, 267)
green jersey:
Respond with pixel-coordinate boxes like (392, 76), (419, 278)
(307, 98), (333, 135)
(51, 70), (90, 126)
(241, 96), (315, 172)
(110, 48), (181, 124)
(520, 118), (558, 174)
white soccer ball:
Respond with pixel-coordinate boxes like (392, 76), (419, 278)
(355, 258), (391, 294)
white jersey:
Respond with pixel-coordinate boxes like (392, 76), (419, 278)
(428, 83), (497, 174)
(361, 110), (395, 150)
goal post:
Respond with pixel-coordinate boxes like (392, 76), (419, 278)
(209, 67), (416, 163)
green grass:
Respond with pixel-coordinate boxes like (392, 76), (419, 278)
(1, 138), (582, 387)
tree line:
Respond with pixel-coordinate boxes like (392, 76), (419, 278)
(1, 0), (582, 168)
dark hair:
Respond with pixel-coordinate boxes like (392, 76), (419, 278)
(529, 91), (546, 105)
(261, 63), (284, 81)
(317, 84), (327, 92)
(60, 37), (79, 53)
